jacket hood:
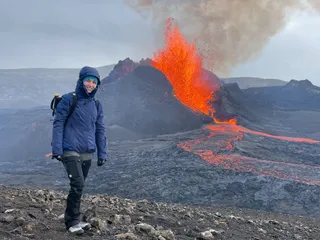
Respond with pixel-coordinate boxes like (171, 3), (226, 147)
(78, 66), (101, 84)
(75, 66), (101, 99)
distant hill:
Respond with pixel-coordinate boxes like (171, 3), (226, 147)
(243, 79), (320, 111)
(222, 77), (287, 89)
(0, 65), (114, 109)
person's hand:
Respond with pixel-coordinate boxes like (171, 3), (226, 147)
(52, 154), (62, 161)
(97, 158), (106, 166)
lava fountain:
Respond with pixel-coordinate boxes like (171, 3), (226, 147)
(152, 18), (320, 185)
(152, 18), (224, 121)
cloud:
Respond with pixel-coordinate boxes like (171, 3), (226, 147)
(231, 11), (320, 85)
(123, 0), (304, 74)
(0, 0), (155, 68)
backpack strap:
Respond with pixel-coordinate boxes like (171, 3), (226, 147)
(67, 92), (77, 119)
(50, 94), (61, 116)
(94, 98), (99, 110)
(50, 92), (77, 125)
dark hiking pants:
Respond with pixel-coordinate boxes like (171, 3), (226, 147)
(62, 156), (92, 229)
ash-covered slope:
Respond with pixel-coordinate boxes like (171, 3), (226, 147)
(97, 65), (203, 136)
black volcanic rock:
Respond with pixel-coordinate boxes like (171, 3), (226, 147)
(97, 65), (203, 136)
(101, 58), (153, 85)
(101, 58), (140, 84)
(244, 79), (320, 111)
(211, 83), (260, 125)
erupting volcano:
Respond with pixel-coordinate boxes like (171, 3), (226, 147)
(151, 18), (237, 125)
(151, 18), (320, 185)
(151, 18), (221, 120)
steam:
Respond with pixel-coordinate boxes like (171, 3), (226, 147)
(308, 0), (320, 12)
(123, 0), (318, 75)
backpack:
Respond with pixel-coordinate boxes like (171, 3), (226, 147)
(50, 92), (99, 120)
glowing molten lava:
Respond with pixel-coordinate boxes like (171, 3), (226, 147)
(178, 124), (320, 186)
(214, 117), (237, 125)
(152, 18), (222, 119)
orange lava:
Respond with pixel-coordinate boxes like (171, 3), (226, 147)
(178, 124), (320, 186)
(152, 18), (219, 118)
(213, 117), (237, 125)
(207, 124), (320, 144)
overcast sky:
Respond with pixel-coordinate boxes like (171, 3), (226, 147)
(1, 1), (320, 85)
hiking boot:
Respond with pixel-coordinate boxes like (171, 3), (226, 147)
(79, 221), (91, 230)
(68, 224), (84, 235)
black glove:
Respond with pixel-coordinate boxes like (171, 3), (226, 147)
(52, 154), (62, 161)
(97, 158), (106, 166)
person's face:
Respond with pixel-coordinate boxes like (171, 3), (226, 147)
(83, 79), (97, 93)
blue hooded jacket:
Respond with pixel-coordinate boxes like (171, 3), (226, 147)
(51, 66), (108, 160)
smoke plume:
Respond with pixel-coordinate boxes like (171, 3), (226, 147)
(124, 0), (318, 76)
(308, 0), (320, 12)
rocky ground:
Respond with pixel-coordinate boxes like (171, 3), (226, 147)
(1, 124), (320, 219)
(0, 185), (319, 240)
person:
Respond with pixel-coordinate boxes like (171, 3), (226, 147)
(51, 66), (108, 234)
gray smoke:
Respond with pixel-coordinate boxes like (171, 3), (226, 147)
(123, 0), (318, 76)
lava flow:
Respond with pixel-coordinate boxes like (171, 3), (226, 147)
(152, 18), (320, 185)
(178, 124), (320, 186)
